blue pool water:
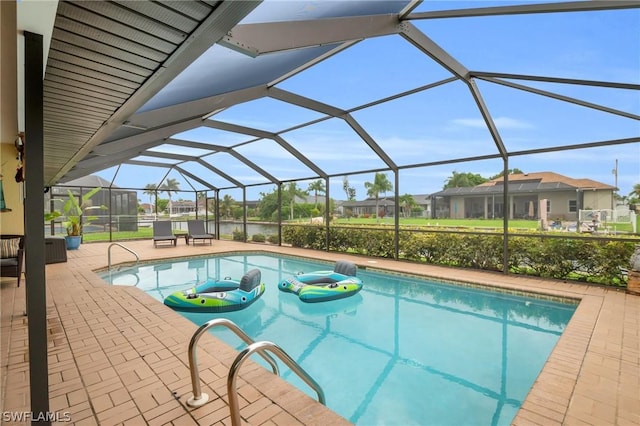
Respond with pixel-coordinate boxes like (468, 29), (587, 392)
(102, 253), (576, 425)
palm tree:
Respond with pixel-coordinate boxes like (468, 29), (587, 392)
(307, 179), (325, 207)
(196, 191), (207, 214)
(629, 183), (640, 205)
(399, 193), (416, 218)
(143, 183), (156, 215)
(342, 176), (356, 200)
(159, 178), (180, 215)
(221, 194), (235, 219)
(284, 182), (308, 220)
(364, 172), (393, 220)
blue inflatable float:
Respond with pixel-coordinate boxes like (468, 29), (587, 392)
(279, 260), (363, 303)
(164, 268), (265, 313)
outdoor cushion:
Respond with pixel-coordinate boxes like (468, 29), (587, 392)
(1, 238), (20, 259)
(1, 258), (19, 267)
(1, 235), (24, 287)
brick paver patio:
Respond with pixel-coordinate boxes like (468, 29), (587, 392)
(1, 239), (638, 425)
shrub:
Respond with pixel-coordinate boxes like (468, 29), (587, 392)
(232, 228), (246, 241)
(267, 234), (279, 244)
(251, 233), (266, 242)
(283, 224), (635, 286)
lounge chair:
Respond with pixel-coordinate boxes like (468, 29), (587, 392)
(153, 221), (177, 247)
(1, 235), (24, 287)
(187, 220), (214, 245)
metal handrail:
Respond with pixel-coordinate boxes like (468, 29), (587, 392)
(107, 242), (139, 271)
(186, 319), (279, 408)
(228, 341), (325, 426)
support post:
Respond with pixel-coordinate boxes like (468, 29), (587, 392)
(502, 160), (509, 274)
(24, 30), (51, 424)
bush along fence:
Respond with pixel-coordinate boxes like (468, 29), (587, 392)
(282, 224), (636, 287)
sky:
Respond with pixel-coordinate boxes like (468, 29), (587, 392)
(94, 1), (640, 203)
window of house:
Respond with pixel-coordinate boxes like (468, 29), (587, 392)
(569, 200), (577, 212)
(547, 200), (551, 213)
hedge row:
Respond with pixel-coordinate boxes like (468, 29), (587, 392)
(282, 225), (635, 286)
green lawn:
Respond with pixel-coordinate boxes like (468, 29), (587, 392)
(331, 217), (633, 232)
(331, 217), (540, 229)
(82, 228), (153, 242)
(79, 217), (633, 242)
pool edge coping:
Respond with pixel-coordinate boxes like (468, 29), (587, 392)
(96, 249), (583, 306)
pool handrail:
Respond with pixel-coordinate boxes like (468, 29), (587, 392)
(107, 242), (139, 271)
(186, 318), (279, 407)
(227, 340), (326, 426)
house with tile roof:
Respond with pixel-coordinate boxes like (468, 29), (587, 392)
(429, 172), (616, 221)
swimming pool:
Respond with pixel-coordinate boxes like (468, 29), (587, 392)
(103, 253), (577, 425)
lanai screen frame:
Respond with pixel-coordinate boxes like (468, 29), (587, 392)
(61, 0), (640, 272)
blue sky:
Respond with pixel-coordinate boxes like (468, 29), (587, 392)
(96, 1), (640, 203)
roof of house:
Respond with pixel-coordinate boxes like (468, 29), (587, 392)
(342, 197), (394, 207)
(172, 200), (195, 206)
(50, 174), (129, 195)
(431, 171), (615, 197)
(342, 195), (432, 207)
(62, 175), (115, 189)
(479, 172), (614, 189)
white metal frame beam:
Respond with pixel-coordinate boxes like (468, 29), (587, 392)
(174, 166), (220, 190)
(467, 79), (507, 158)
(195, 159), (245, 188)
(398, 21), (469, 80)
(479, 77), (640, 121)
(399, 22), (507, 158)
(470, 71), (640, 90)
(221, 14), (401, 57)
(204, 119), (327, 178)
(165, 139), (280, 183)
(406, 1), (640, 20)
(269, 88), (398, 171)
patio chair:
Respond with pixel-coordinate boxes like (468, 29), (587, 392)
(187, 220), (214, 245)
(152, 221), (177, 247)
(1, 235), (24, 287)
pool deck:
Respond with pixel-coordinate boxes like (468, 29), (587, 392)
(1, 239), (638, 425)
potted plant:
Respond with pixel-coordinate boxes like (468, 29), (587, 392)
(45, 187), (105, 250)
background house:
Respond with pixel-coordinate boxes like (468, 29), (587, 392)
(139, 203), (153, 214)
(341, 195), (432, 218)
(47, 175), (139, 232)
(170, 200), (196, 215)
(341, 197), (392, 217)
(430, 172), (616, 221)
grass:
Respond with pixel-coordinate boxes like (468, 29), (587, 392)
(331, 217), (540, 229)
(82, 228), (153, 242)
(331, 217), (633, 232)
(80, 217), (634, 242)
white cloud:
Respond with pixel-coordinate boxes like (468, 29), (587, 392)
(451, 116), (534, 130)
